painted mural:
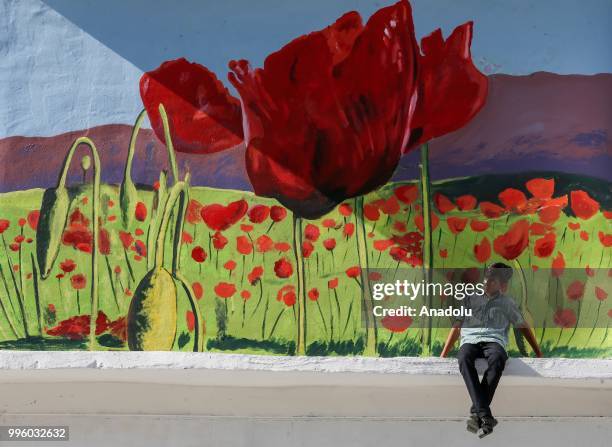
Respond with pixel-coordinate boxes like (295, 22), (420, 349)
(0, 0), (610, 357)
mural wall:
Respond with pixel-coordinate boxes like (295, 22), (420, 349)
(0, 0), (610, 357)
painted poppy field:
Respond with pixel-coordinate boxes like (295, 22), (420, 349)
(0, 174), (610, 357)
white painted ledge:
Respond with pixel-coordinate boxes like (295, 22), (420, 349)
(0, 351), (610, 379)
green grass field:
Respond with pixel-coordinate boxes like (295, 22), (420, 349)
(0, 176), (610, 357)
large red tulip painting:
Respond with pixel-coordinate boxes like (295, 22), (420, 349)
(229, 0), (420, 219)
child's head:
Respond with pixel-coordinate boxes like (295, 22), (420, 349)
(484, 262), (513, 296)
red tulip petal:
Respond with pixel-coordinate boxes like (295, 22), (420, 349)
(140, 58), (243, 154)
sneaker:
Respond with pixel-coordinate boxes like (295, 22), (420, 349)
(466, 414), (480, 433)
(478, 416), (498, 438)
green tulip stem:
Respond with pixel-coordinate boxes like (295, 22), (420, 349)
(419, 143), (433, 356)
(292, 214), (306, 355)
(122, 109), (148, 183)
(354, 196), (377, 356)
(154, 181), (187, 269)
(58, 137), (101, 351)
(158, 104), (180, 184)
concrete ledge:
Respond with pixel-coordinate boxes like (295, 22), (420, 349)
(0, 351), (610, 379)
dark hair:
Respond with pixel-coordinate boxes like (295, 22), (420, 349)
(485, 262), (513, 283)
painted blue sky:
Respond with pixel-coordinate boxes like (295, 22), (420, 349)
(43, 0), (612, 76)
(2, 0), (612, 137)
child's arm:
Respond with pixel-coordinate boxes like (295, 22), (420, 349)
(517, 323), (543, 357)
(440, 324), (461, 358)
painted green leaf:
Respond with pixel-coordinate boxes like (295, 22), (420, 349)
(35, 186), (70, 279)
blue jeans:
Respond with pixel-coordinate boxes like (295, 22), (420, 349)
(457, 342), (508, 418)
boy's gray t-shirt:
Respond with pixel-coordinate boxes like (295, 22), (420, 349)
(455, 292), (525, 349)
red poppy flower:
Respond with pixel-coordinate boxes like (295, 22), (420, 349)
(599, 232), (612, 247)
(568, 222), (580, 231)
(27, 210), (40, 231)
(338, 203), (353, 216)
(114, 265), (121, 275)
(369, 271), (383, 281)
(328, 278), (339, 289)
(404, 20), (487, 152)
(493, 219), (529, 260)
(274, 258), (293, 278)
(70, 273), (87, 290)
(223, 260), (237, 271)
(455, 195), (477, 211)
(534, 233), (556, 258)
(302, 241), (314, 258)
(380, 196), (401, 216)
(579, 230), (589, 242)
(140, 57), (243, 154)
(277, 285), (297, 307)
(474, 237), (491, 264)
(119, 231), (133, 249)
(433, 193), (455, 214)
(414, 212), (440, 232)
(46, 315), (90, 340)
(269, 206), (287, 222)
(529, 222), (552, 236)
(134, 228), (144, 236)
(212, 231), (228, 250)
(60, 259), (76, 273)
(323, 238), (336, 251)
(181, 231), (194, 245)
(256, 235), (274, 253)
(240, 290), (251, 301)
(322, 218), (337, 229)
(236, 235), (253, 255)
(373, 239), (394, 252)
(363, 204), (381, 222)
(135, 202), (147, 222)
(343, 223), (355, 238)
(308, 288), (320, 301)
(192, 282), (204, 300)
(18, 218), (26, 227)
(304, 224), (320, 242)
(133, 240), (147, 257)
(604, 210), (612, 219)
(393, 222), (407, 233)
(201, 199), (248, 231)
(585, 265), (595, 277)
(214, 282), (236, 298)
(240, 223), (254, 232)
(595, 287), (608, 301)
(480, 202), (505, 219)
(186, 311), (195, 332)
(498, 188), (527, 212)
(229, 1), (420, 219)
(566, 281), (585, 301)
(98, 228), (111, 255)
(14, 235), (25, 244)
(248, 266), (264, 285)
(191, 246), (207, 263)
(186, 199), (203, 225)
(248, 204), (270, 223)
(539, 206), (561, 224)
(439, 249), (448, 258)
(551, 252), (565, 277)
(346, 266), (361, 278)
(446, 216), (468, 235)
(570, 190), (599, 220)
(62, 209), (92, 250)
(0, 219), (9, 233)
(381, 315), (412, 333)
(553, 308), (576, 329)
(274, 242), (291, 252)
(394, 185), (418, 205)
(526, 178), (554, 199)
(469, 219), (489, 232)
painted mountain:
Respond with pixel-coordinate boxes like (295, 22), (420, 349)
(1, 72), (611, 194)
